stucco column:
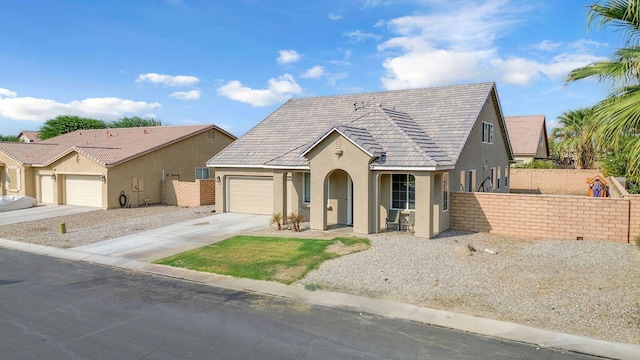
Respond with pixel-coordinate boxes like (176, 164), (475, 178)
(310, 170), (327, 231)
(272, 170), (287, 216)
(414, 172), (433, 238)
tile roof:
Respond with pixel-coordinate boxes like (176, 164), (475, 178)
(18, 131), (41, 142)
(208, 82), (499, 169)
(0, 125), (231, 167)
(504, 115), (547, 156)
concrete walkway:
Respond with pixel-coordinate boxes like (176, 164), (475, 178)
(0, 204), (99, 226)
(0, 215), (638, 359)
(73, 213), (271, 262)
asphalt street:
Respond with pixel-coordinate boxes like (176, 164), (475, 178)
(0, 248), (599, 360)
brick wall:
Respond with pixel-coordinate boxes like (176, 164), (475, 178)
(451, 192), (633, 242)
(510, 169), (601, 195)
(629, 195), (640, 241)
(168, 179), (215, 207)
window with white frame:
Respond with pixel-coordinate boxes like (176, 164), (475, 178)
(443, 173), (449, 211)
(490, 167), (495, 192)
(482, 122), (494, 144)
(497, 167), (501, 190)
(392, 174), (415, 210)
(195, 167), (210, 180)
(459, 170), (465, 192)
(467, 170), (475, 192)
(303, 172), (311, 204)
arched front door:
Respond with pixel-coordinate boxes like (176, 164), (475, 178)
(325, 169), (353, 228)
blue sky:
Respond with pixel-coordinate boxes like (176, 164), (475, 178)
(0, 0), (619, 137)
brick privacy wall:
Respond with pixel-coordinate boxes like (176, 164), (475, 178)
(451, 192), (632, 242)
(173, 179), (215, 207)
(510, 169), (601, 195)
(630, 195), (640, 241)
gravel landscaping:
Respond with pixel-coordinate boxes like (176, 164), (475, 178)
(1, 205), (639, 344)
(298, 231), (640, 345)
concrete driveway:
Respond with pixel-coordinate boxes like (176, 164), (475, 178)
(73, 212), (271, 262)
(0, 204), (100, 226)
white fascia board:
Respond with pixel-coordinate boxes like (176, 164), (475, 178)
(206, 164), (266, 168)
(206, 163), (310, 170)
(300, 127), (376, 158)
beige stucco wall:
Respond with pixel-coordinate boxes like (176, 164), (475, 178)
(453, 96), (511, 194)
(107, 129), (234, 209)
(304, 131), (375, 235)
(47, 152), (106, 205)
(0, 153), (30, 197)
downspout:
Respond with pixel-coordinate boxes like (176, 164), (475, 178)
(628, 196), (631, 244)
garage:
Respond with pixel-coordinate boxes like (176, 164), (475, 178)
(40, 175), (55, 204)
(65, 175), (103, 207)
(227, 177), (273, 214)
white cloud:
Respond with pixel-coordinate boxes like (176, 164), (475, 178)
(328, 13), (343, 20)
(345, 30), (381, 42)
(169, 90), (201, 100)
(530, 40), (562, 52)
(378, 0), (606, 88)
(301, 66), (326, 79)
(136, 73), (199, 87)
(0, 95), (160, 122)
(217, 73), (302, 107)
(0, 88), (17, 98)
(277, 50), (302, 64)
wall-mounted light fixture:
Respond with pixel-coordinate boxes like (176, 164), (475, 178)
(50, 173), (56, 181)
(101, 174), (106, 182)
(216, 176), (221, 183)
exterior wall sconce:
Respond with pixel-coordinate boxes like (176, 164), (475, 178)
(216, 176), (221, 183)
(101, 174), (106, 182)
(51, 173), (56, 181)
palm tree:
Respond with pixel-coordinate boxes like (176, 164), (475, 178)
(566, 0), (640, 179)
(551, 108), (597, 169)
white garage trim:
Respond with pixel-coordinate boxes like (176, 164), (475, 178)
(227, 176), (273, 215)
(65, 175), (103, 207)
(40, 175), (55, 204)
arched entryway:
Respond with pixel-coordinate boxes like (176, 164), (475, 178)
(324, 169), (353, 228)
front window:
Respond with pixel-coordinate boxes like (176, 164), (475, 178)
(195, 167), (210, 180)
(303, 173), (311, 204)
(392, 174), (415, 210)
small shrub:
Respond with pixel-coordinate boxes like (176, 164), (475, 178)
(513, 159), (556, 169)
(635, 235), (640, 250)
(304, 283), (322, 291)
(271, 212), (283, 230)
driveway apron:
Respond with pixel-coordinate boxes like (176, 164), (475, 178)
(72, 213), (270, 262)
(0, 204), (99, 226)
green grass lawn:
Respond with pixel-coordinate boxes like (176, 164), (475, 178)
(154, 235), (370, 284)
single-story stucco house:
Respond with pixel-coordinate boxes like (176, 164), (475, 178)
(207, 82), (514, 238)
(504, 115), (549, 164)
(0, 125), (235, 208)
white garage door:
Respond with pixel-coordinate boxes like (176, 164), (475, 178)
(65, 175), (103, 207)
(40, 175), (54, 204)
(228, 177), (273, 214)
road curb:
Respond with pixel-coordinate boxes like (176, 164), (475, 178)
(1, 237), (638, 360)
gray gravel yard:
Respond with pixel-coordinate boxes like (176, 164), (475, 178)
(298, 231), (640, 345)
(1, 205), (638, 345)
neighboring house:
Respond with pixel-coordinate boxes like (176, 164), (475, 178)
(17, 131), (41, 143)
(504, 115), (549, 164)
(207, 82), (514, 238)
(0, 125), (235, 209)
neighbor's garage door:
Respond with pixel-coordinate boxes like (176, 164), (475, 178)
(65, 175), (103, 207)
(40, 175), (54, 204)
(228, 177), (273, 214)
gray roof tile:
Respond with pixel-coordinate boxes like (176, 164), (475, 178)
(208, 82), (496, 168)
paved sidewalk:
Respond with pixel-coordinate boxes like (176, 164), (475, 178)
(0, 221), (638, 359)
